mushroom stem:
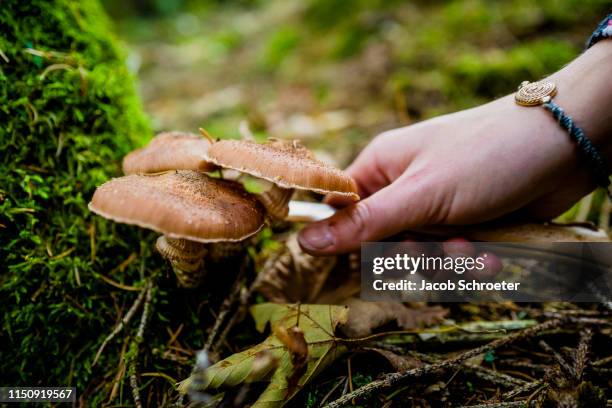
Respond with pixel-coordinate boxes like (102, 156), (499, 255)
(156, 236), (208, 288)
(208, 239), (251, 264)
(287, 200), (335, 222)
(258, 185), (294, 220)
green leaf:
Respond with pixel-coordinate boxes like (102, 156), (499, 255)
(195, 303), (348, 407)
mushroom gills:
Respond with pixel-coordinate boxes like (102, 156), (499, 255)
(258, 185), (294, 219)
(156, 236), (208, 288)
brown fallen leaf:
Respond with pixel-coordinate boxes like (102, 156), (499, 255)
(340, 298), (448, 338)
(364, 348), (423, 372)
(255, 232), (336, 303)
(312, 252), (361, 305)
(274, 324), (308, 397)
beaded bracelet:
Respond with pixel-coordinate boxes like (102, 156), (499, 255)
(586, 14), (612, 49)
(511, 14), (612, 199)
(515, 81), (612, 199)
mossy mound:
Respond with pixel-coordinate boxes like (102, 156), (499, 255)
(0, 0), (157, 401)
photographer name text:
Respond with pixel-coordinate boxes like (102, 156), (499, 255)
(372, 279), (520, 292)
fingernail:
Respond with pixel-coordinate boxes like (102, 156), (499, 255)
(299, 223), (335, 251)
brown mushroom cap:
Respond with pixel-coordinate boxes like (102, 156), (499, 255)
(89, 171), (265, 243)
(206, 139), (359, 200)
(122, 132), (216, 175)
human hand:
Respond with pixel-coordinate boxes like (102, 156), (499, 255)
(298, 41), (612, 255)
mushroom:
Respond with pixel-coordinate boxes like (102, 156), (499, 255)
(89, 170), (265, 287)
(121, 131), (254, 275)
(122, 131), (216, 175)
(204, 138), (359, 219)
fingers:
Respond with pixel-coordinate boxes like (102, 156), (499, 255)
(324, 153), (388, 208)
(326, 130), (417, 207)
(323, 153), (392, 208)
(339, 131), (411, 199)
(298, 177), (433, 255)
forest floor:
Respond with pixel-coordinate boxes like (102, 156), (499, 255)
(93, 1), (612, 406)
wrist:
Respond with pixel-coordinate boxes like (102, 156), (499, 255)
(548, 40), (612, 169)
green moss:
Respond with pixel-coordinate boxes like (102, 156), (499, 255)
(0, 0), (155, 402)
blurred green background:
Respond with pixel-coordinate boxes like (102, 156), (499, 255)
(103, 0), (609, 168)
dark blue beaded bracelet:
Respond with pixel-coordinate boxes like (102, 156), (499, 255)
(515, 80), (612, 199)
(586, 14), (612, 49)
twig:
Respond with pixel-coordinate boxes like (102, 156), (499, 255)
(593, 367), (612, 374)
(412, 351), (525, 388)
(410, 352), (526, 388)
(573, 328), (592, 380)
(540, 308), (610, 317)
(129, 281), (154, 408)
(319, 377), (347, 407)
(465, 364), (526, 388)
(501, 379), (544, 400)
(593, 355), (612, 367)
(459, 401), (535, 408)
(136, 283), (153, 339)
(107, 337), (129, 404)
(498, 359), (547, 373)
(538, 340), (574, 378)
(541, 310), (612, 323)
(93, 281), (149, 366)
(212, 279), (257, 353)
(130, 374), (142, 408)
(0, 49), (9, 63)
(204, 264), (247, 351)
(323, 319), (564, 408)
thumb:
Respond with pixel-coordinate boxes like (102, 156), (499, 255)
(298, 177), (434, 255)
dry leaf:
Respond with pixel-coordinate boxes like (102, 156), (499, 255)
(364, 348), (423, 372)
(255, 233), (336, 303)
(184, 303), (348, 407)
(312, 252), (361, 304)
(273, 325), (308, 396)
(340, 298), (448, 338)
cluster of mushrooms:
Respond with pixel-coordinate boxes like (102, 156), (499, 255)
(89, 130), (359, 287)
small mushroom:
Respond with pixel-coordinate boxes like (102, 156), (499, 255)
(122, 131), (216, 175)
(89, 170), (265, 287)
(205, 138), (359, 219)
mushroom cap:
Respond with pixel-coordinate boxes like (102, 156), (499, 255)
(89, 171), (265, 243)
(206, 139), (359, 200)
(122, 131), (216, 175)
